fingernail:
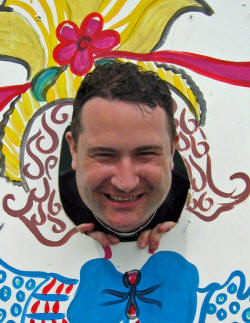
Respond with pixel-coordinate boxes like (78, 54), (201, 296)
(148, 247), (155, 254)
(138, 241), (146, 248)
(149, 242), (158, 253)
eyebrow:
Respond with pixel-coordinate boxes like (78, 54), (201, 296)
(87, 147), (117, 154)
(134, 145), (163, 153)
(87, 145), (163, 154)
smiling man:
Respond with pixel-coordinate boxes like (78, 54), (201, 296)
(60, 61), (189, 252)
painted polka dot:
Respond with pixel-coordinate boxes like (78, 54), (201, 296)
(216, 293), (227, 305)
(0, 285), (11, 301)
(227, 283), (237, 294)
(216, 308), (227, 321)
(0, 309), (6, 323)
(12, 277), (24, 289)
(25, 279), (36, 291)
(0, 271), (6, 284)
(10, 303), (22, 317)
(229, 302), (240, 314)
(207, 303), (217, 314)
(16, 290), (25, 302)
(242, 308), (250, 322)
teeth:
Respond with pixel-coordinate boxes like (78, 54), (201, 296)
(108, 195), (140, 202)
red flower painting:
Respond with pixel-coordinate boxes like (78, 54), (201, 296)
(53, 13), (120, 76)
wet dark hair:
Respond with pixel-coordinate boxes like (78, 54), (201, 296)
(71, 60), (176, 143)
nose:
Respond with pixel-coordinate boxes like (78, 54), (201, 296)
(111, 158), (139, 192)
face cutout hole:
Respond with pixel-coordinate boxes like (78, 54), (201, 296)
(59, 127), (190, 241)
(59, 125), (72, 174)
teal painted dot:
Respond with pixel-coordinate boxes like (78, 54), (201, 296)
(0, 309), (7, 323)
(16, 290), (25, 302)
(7, 321), (15, 323)
(25, 279), (36, 290)
(216, 308), (227, 321)
(0, 285), (11, 301)
(227, 283), (237, 294)
(229, 302), (240, 314)
(207, 303), (217, 314)
(12, 277), (24, 289)
(242, 308), (250, 322)
(216, 293), (227, 305)
(10, 303), (22, 317)
(0, 271), (6, 283)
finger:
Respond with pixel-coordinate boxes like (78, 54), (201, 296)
(77, 223), (95, 233)
(137, 229), (152, 249)
(77, 223), (120, 247)
(157, 221), (176, 233)
(148, 221), (176, 252)
(107, 234), (120, 245)
(87, 231), (112, 247)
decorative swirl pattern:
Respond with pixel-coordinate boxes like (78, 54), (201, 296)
(3, 100), (77, 246)
(23, 130), (44, 180)
(175, 104), (250, 221)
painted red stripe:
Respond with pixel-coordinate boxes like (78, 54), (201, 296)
(96, 50), (250, 87)
(56, 283), (64, 294)
(65, 284), (73, 294)
(45, 301), (50, 313)
(42, 278), (56, 294)
(31, 300), (40, 313)
(0, 82), (31, 112)
(53, 301), (59, 314)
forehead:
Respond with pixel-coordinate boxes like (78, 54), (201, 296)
(79, 97), (171, 137)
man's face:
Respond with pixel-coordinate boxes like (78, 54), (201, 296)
(66, 97), (178, 233)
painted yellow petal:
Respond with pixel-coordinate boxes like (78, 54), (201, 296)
(0, 11), (45, 78)
(65, 0), (105, 26)
(109, 0), (212, 52)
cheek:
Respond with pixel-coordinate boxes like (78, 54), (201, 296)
(142, 161), (172, 184)
(77, 163), (113, 189)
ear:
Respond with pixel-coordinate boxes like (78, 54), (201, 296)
(170, 134), (179, 170)
(65, 131), (77, 171)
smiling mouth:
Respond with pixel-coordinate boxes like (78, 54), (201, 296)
(104, 193), (144, 202)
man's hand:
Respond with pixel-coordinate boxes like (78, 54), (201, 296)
(137, 221), (176, 253)
(77, 221), (176, 252)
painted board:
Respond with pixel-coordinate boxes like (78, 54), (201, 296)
(0, 0), (249, 322)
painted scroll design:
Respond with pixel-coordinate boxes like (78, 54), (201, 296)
(174, 104), (250, 221)
(0, 252), (249, 323)
(2, 101), (77, 246)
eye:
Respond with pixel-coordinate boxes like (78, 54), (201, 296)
(141, 151), (156, 155)
(136, 151), (159, 159)
(92, 153), (117, 162)
(95, 153), (114, 158)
